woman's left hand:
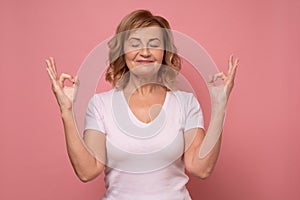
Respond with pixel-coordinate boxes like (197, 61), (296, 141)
(208, 54), (239, 107)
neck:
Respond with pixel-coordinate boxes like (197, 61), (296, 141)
(124, 79), (168, 97)
(124, 72), (163, 95)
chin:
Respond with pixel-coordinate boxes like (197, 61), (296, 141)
(130, 63), (161, 79)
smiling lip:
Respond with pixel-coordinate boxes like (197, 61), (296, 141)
(136, 60), (154, 64)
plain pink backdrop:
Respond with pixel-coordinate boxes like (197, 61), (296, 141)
(1, 0), (300, 199)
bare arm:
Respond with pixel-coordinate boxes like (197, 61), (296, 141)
(61, 110), (105, 182)
(184, 55), (238, 179)
(46, 57), (105, 182)
(184, 111), (224, 179)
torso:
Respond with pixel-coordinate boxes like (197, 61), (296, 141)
(84, 88), (204, 199)
(124, 86), (167, 124)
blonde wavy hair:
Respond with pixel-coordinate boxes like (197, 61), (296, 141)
(105, 9), (181, 89)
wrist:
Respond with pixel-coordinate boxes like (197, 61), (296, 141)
(60, 108), (73, 118)
(212, 101), (226, 112)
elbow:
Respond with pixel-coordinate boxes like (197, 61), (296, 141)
(187, 165), (213, 180)
(77, 171), (101, 183)
(194, 170), (212, 180)
(76, 171), (96, 183)
(78, 175), (92, 183)
(76, 166), (104, 183)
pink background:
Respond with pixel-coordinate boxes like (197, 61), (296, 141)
(1, 0), (300, 199)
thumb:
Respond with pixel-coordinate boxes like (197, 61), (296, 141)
(73, 76), (80, 87)
(207, 75), (215, 87)
(73, 76), (79, 102)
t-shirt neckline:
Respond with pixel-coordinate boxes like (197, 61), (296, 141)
(120, 89), (170, 126)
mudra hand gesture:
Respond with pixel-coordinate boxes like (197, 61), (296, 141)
(46, 57), (79, 112)
(208, 54), (239, 107)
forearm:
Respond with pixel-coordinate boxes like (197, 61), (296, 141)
(199, 104), (226, 158)
(61, 110), (103, 182)
(189, 105), (226, 178)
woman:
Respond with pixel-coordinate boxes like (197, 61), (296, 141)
(46, 10), (238, 200)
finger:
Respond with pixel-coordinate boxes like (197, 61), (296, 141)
(234, 58), (239, 67)
(59, 73), (74, 85)
(213, 72), (227, 81)
(45, 59), (51, 68)
(231, 58), (239, 79)
(73, 76), (80, 87)
(49, 57), (58, 77)
(229, 58), (239, 81)
(207, 75), (214, 87)
(208, 75), (213, 83)
(46, 67), (55, 81)
(73, 76), (80, 102)
(228, 57), (239, 78)
(46, 59), (57, 80)
(208, 72), (227, 86)
(228, 54), (234, 75)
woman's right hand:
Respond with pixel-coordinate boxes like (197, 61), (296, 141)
(46, 57), (79, 112)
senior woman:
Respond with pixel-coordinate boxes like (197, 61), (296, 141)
(46, 9), (238, 200)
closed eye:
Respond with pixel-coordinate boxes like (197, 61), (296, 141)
(131, 44), (140, 48)
(149, 44), (159, 48)
(148, 39), (161, 48)
(128, 38), (141, 48)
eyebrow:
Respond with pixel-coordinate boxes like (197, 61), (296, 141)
(128, 37), (161, 42)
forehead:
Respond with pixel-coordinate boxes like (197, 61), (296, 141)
(127, 26), (163, 40)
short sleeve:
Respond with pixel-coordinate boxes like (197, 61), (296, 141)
(183, 94), (205, 132)
(84, 95), (106, 133)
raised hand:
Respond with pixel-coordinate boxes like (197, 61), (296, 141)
(208, 54), (239, 107)
(46, 57), (79, 112)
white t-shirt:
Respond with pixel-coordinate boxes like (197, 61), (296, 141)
(84, 89), (204, 200)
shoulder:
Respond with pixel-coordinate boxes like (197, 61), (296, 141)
(170, 90), (201, 113)
(172, 90), (198, 103)
(93, 88), (116, 101)
(87, 89), (116, 109)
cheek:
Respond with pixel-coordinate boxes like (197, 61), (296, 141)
(124, 44), (137, 61)
(124, 52), (137, 69)
(152, 50), (164, 63)
(124, 51), (136, 62)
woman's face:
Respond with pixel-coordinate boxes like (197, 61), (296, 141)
(123, 26), (164, 77)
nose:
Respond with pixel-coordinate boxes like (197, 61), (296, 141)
(139, 47), (151, 57)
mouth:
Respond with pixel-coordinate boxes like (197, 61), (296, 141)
(136, 60), (155, 64)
